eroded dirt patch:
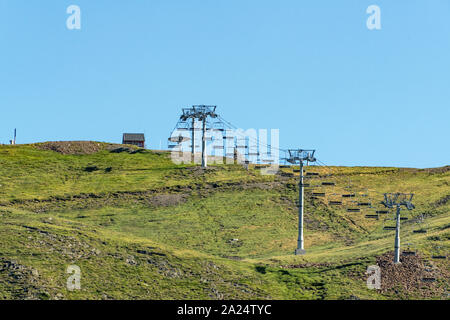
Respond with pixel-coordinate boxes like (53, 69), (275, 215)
(145, 194), (188, 207)
(422, 166), (450, 174)
(34, 141), (143, 155)
(432, 194), (450, 208)
(3, 181), (282, 213)
(375, 252), (449, 299)
(35, 141), (105, 155)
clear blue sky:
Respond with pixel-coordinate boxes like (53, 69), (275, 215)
(0, 0), (449, 168)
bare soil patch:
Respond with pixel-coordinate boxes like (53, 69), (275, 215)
(375, 252), (449, 299)
(35, 141), (141, 155)
(145, 194), (188, 207)
(421, 166), (450, 174)
(36, 141), (105, 155)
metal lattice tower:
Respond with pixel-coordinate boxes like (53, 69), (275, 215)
(286, 149), (317, 255)
(180, 105), (218, 168)
(382, 193), (415, 263)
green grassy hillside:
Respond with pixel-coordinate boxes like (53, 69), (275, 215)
(0, 142), (448, 300)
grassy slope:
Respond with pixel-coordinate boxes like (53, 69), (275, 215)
(0, 143), (448, 300)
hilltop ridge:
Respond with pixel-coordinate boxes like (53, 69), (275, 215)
(0, 142), (448, 299)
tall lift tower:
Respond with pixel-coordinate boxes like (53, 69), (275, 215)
(382, 193), (415, 263)
(180, 105), (218, 168)
(286, 149), (317, 255)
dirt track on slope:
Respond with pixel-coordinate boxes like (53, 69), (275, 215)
(2, 181), (283, 213)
